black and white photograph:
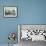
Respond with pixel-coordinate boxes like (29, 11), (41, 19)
(18, 25), (46, 46)
(18, 25), (46, 41)
(4, 7), (17, 17)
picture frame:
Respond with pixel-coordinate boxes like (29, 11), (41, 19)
(4, 6), (17, 17)
(18, 24), (46, 42)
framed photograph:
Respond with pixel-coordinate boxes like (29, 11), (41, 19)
(18, 24), (46, 42)
(4, 6), (17, 17)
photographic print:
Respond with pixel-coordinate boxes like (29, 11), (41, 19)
(18, 24), (46, 41)
(4, 7), (17, 17)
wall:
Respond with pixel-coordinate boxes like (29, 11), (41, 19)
(0, 0), (18, 44)
(0, 0), (46, 44)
